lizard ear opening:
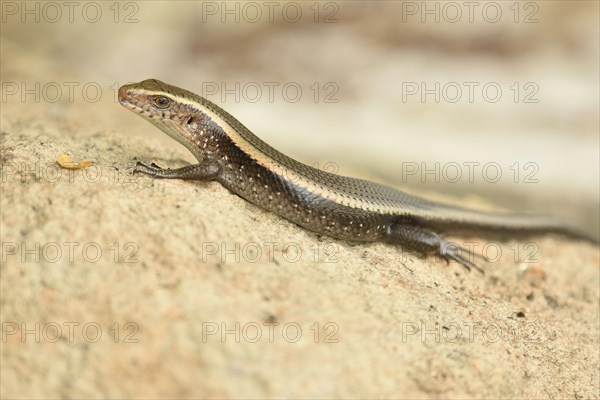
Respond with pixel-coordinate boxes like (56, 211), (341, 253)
(186, 116), (194, 125)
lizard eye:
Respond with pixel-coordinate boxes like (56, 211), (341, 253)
(152, 96), (171, 109)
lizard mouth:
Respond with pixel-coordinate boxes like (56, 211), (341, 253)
(117, 84), (141, 110)
(118, 86), (131, 104)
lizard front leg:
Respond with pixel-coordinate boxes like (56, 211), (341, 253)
(133, 157), (221, 181)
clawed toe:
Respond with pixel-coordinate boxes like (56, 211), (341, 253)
(133, 161), (164, 176)
(133, 167), (154, 176)
(444, 250), (484, 274)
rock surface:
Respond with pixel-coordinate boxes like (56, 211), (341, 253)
(1, 129), (598, 399)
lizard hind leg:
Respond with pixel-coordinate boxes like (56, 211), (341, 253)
(385, 219), (484, 274)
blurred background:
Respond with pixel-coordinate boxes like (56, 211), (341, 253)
(2, 0), (598, 234)
(2, 2), (599, 398)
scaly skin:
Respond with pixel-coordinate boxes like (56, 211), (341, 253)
(118, 79), (595, 273)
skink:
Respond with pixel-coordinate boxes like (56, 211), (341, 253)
(118, 79), (594, 273)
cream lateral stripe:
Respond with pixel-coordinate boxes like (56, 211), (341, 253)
(165, 90), (401, 214)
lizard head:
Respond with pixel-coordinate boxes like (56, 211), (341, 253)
(118, 79), (228, 161)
